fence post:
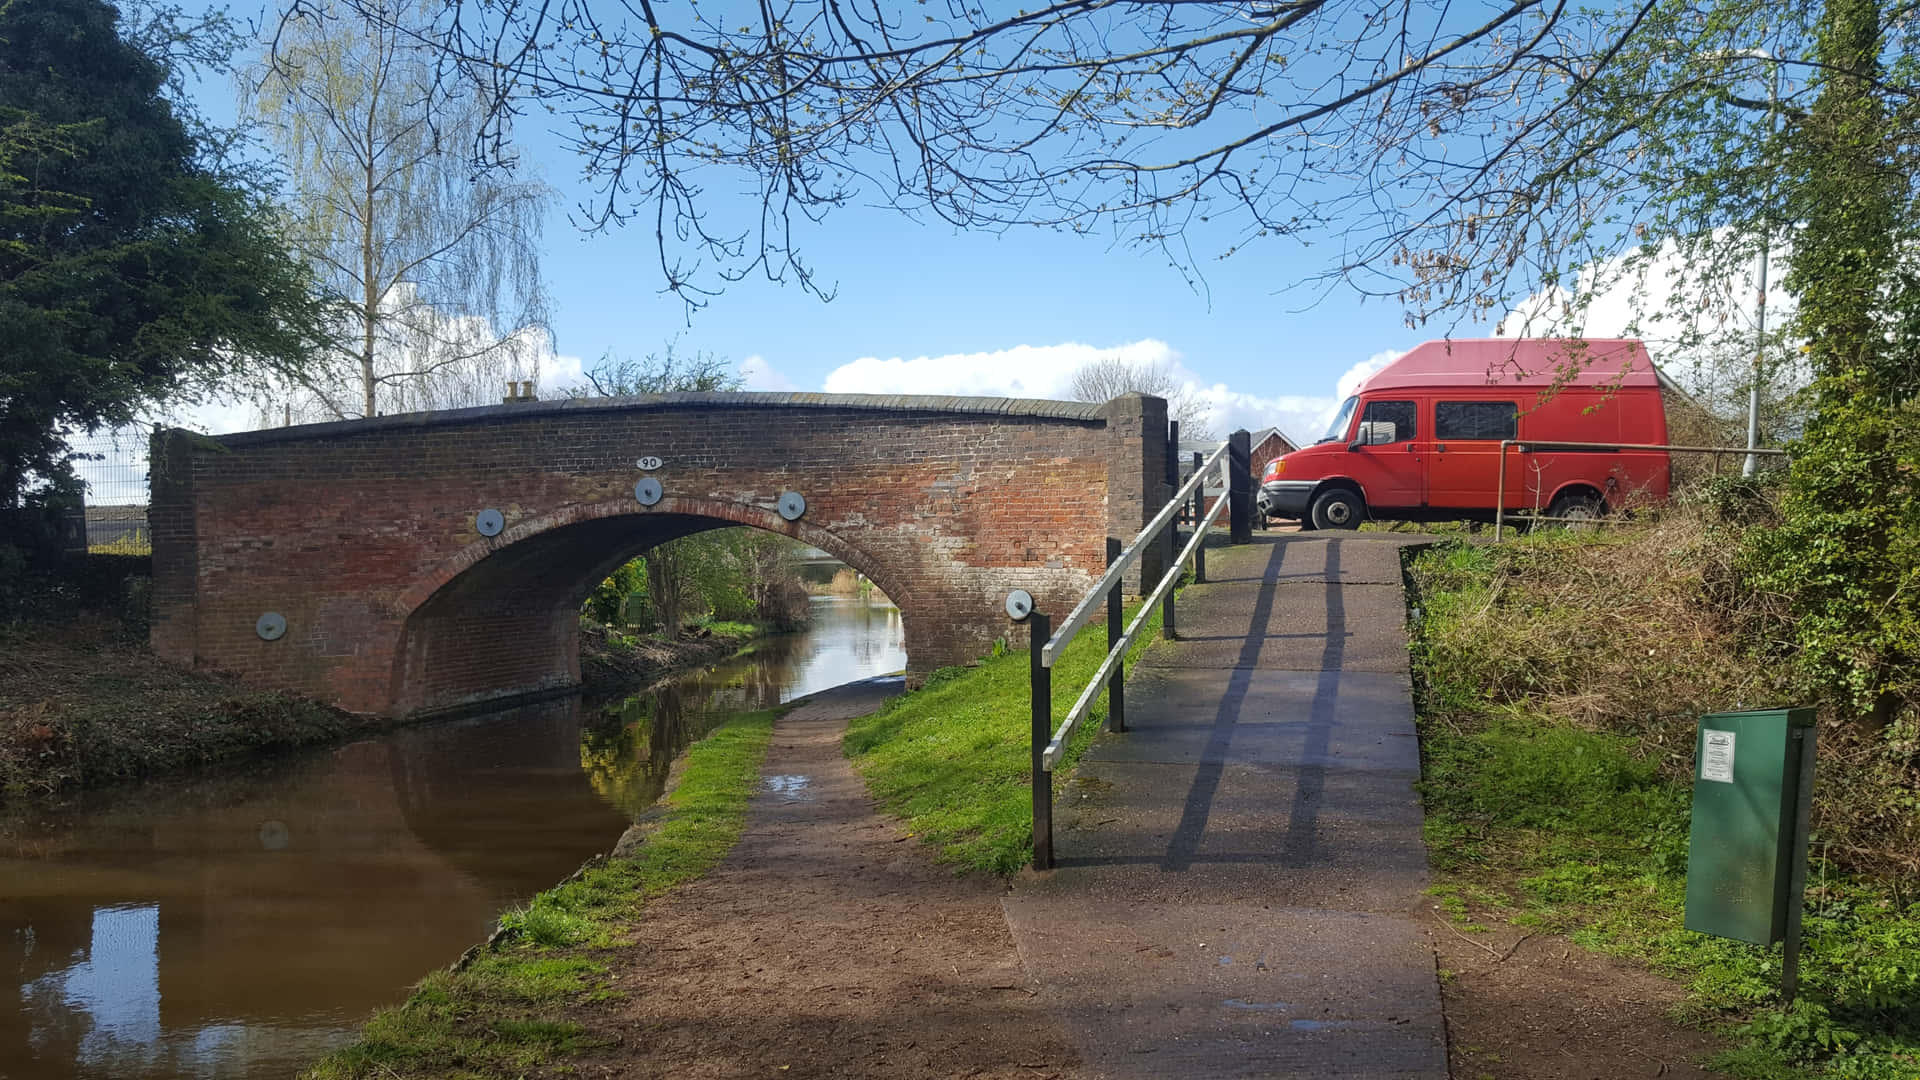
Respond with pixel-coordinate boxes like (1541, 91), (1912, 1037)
(1106, 538), (1126, 733)
(1229, 429), (1254, 544)
(1030, 611), (1054, 871)
(1163, 421), (1180, 641)
(1191, 451), (1207, 584)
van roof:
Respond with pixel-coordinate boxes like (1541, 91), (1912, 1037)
(1357, 338), (1659, 394)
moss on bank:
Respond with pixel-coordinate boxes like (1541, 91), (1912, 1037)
(1408, 523), (1920, 1079)
(303, 708), (779, 1080)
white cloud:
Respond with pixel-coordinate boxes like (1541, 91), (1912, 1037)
(819, 338), (1415, 448)
(1336, 349), (1405, 400)
(1187, 384), (1337, 447)
(1495, 238), (1794, 350)
(739, 355), (798, 391)
(823, 340), (1179, 399)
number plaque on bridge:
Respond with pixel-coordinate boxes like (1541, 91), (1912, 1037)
(636, 456), (664, 471)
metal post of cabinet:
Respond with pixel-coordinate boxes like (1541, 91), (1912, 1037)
(1030, 611), (1054, 871)
(1229, 428), (1254, 543)
(1106, 538), (1126, 733)
(1783, 722), (1818, 1003)
(1191, 451), (1207, 585)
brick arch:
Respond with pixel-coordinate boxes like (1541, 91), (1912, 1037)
(148, 392), (1170, 716)
(388, 498), (921, 715)
(392, 496), (917, 619)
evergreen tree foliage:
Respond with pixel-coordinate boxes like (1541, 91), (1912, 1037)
(0, 0), (327, 510)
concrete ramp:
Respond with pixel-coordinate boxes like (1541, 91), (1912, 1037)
(1003, 533), (1447, 1079)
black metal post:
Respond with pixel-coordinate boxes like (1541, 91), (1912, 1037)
(1783, 724), (1818, 1003)
(1106, 538), (1126, 733)
(1163, 421), (1180, 641)
(1229, 428), (1254, 544)
(1192, 450), (1207, 584)
(1030, 611), (1054, 871)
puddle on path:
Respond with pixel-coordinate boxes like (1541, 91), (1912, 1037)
(763, 775), (813, 800)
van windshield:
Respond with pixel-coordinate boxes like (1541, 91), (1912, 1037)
(1317, 397), (1358, 444)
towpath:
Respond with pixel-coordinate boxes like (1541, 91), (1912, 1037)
(1001, 532), (1448, 1079)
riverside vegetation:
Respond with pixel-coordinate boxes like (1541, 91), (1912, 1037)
(1408, 481), (1920, 1079)
(303, 707), (780, 1079)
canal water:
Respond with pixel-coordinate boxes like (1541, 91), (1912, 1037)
(0, 594), (906, 1080)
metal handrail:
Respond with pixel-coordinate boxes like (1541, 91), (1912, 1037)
(1043, 483), (1228, 769)
(1040, 439), (1230, 668)
(1493, 439), (1791, 541)
(1025, 435), (1241, 870)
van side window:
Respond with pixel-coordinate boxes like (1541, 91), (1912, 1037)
(1435, 401), (1519, 441)
(1360, 400), (1416, 444)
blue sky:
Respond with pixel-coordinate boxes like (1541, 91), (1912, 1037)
(154, 0), (1471, 444)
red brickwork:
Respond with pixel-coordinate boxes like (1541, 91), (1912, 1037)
(151, 393), (1169, 716)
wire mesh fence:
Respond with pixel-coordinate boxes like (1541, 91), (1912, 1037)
(67, 429), (152, 554)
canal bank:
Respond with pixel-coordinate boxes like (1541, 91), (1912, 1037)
(1, 594), (907, 1079)
(0, 591), (764, 803)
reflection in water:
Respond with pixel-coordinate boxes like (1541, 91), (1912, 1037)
(0, 596), (904, 1080)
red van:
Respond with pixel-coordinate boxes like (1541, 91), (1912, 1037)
(1258, 338), (1671, 530)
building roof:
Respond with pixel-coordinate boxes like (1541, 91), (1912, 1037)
(1358, 338), (1659, 394)
(1247, 426), (1299, 453)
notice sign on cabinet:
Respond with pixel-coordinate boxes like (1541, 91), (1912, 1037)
(1701, 729), (1737, 784)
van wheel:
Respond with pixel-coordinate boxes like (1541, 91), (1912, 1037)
(1547, 491), (1604, 530)
(1310, 489), (1366, 530)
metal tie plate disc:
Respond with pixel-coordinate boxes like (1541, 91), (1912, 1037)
(634, 477), (664, 506)
(475, 508), (504, 537)
(256, 612), (287, 641)
(1004, 589), (1034, 622)
(777, 490), (807, 521)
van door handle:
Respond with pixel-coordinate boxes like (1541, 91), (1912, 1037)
(1435, 443), (1447, 452)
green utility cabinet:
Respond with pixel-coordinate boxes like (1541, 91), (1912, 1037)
(1684, 708), (1817, 947)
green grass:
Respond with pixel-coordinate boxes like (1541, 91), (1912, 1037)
(844, 601), (1165, 874)
(303, 708), (779, 1079)
(1409, 543), (1920, 1080)
(687, 616), (759, 638)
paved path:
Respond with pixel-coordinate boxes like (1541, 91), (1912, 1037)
(1002, 532), (1448, 1079)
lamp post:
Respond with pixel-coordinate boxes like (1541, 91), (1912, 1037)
(1711, 47), (1783, 478)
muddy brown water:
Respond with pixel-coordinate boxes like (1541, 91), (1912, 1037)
(0, 595), (905, 1080)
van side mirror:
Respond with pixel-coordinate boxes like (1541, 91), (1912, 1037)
(1351, 420), (1396, 449)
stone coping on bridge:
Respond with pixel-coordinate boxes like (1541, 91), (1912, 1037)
(197, 391), (1117, 447)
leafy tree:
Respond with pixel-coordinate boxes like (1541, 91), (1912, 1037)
(1744, 0), (1920, 728)
(250, 0), (549, 420)
(580, 347), (744, 634)
(1068, 357), (1212, 438)
(567, 343), (738, 399)
(0, 0), (327, 512)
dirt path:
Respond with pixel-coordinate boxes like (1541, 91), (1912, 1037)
(572, 678), (1086, 1079)
(1432, 918), (1728, 1079)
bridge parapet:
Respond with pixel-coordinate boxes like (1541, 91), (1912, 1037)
(151, 391), (1169, 716)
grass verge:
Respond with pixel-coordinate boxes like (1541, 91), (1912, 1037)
(303, 707), (779, 1079)
(1409, 536), (1920, 1080)
(845, 599), (1165, 875)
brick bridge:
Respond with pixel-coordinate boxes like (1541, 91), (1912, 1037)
(149, 392), (1173, 716)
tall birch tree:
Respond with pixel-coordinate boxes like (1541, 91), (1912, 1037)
(251, 0), (550, 420)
